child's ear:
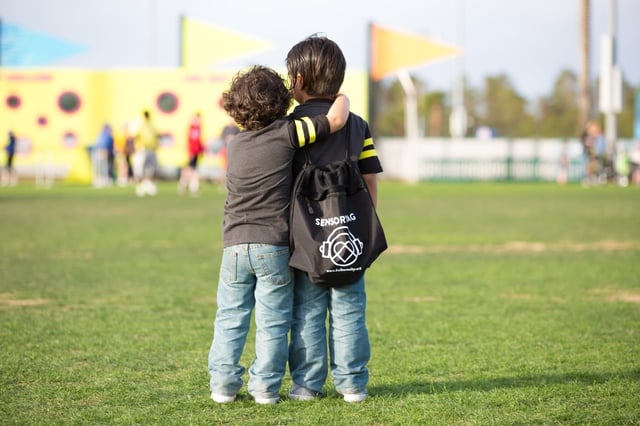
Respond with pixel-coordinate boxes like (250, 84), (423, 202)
(295, 74), (304, 89)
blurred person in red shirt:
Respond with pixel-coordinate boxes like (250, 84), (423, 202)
(179, 112), (205, 195)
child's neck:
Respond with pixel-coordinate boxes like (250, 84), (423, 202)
(299, 94), (333, 103)
(295, 89), (334, 104)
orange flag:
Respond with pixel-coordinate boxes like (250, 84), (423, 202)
(370, 23), (462, 81)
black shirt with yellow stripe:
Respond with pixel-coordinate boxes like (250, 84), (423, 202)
(290, 98), (383, 178)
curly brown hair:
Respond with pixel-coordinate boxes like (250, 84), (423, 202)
(222, 66), (292, 131)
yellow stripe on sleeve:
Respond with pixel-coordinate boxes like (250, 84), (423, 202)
(359, 137), (377, 160)
(359, 149), (378, 160)
(302, 117), (316, 144)
(294, 120), (305, 147)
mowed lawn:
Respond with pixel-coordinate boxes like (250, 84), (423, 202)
(0, 181), (638, 425)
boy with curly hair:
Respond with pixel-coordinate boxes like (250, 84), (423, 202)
(207, 65), (349, 405)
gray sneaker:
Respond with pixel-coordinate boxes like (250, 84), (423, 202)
(288, 383), (323, 401)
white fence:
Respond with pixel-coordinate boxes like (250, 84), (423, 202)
(376, 137), (636, 182)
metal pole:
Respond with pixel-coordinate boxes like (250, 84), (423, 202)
(397, 69), (420, 183)
(450, 0), (467, 138)
(397, 69), (418, 141)
(605, 0), (617, 156)
(578, 0), (591, 127)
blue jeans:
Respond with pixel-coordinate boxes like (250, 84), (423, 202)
(288, 269), (370, 394)
(208, 244), (293, 399)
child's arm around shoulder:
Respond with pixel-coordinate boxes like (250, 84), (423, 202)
(326, 94), (350, 133)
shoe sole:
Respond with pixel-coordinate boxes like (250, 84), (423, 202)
(343, 394), (367, 403)
(254, 397), (279, 405)
(211, 393), (236, 403)
(288, 393), (317, 401)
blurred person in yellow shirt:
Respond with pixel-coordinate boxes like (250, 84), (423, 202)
(132, 110), (159, 196)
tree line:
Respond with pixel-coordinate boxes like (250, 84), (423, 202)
(372, 70), (637, 139)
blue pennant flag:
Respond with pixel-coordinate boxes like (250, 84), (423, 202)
(1, 21), (87, 66)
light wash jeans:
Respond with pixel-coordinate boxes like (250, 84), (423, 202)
(208, 244), (293, 399)
(288, 269), (370, 395)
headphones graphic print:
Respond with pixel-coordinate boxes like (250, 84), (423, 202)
(319, 226), (363, 267)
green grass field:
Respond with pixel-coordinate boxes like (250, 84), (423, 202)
(1, 181), (639, 425)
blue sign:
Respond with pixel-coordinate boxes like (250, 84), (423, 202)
(1, 22), (87, 66)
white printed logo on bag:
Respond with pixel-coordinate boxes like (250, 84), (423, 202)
(319, 226), (363, 267)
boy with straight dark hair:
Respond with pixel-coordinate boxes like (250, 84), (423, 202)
(286, 34), (384, 403)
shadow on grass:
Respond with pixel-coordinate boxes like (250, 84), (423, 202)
(370, 368), (640, 396)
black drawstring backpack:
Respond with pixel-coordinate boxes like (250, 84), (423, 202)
(289, 119), (387, 288)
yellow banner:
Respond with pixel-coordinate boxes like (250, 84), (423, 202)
(181, 17), (271, 68)
(370, 24), (462, 81)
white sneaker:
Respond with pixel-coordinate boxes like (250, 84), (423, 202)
(211, 392), (236, 403)
(144, 181), (158, 196)
(252, 395), (279, 405)
(343, 391), (367, 403)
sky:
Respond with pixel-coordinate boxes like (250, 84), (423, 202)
(1, 0), (639, 101)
